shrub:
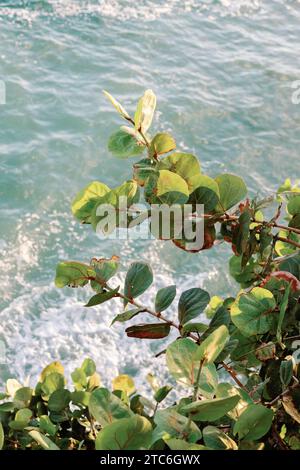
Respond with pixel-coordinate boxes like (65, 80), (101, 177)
(1, 90), (300, 451)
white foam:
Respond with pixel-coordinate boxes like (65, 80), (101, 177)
(0, 0), (263, 24)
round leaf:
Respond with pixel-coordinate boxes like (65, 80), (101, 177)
(231, 287), (277, 336)
(215, 174), (247, 211)
(178, 287), (210, 325)
(89, 388), (132, 427)
(233, 404), (273, 441)
(108, 129), (145, 158)
(95, 415), (152, 450)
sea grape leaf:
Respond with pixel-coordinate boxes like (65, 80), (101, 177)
(215, 174), (247, 211)
(89, 388), (132, 427)
(233, 404), (274, 441)
(125, 323), (170, 339)
(95, 415), (152, 450)
(178, 288), (210, 325)
(182, 395), (240, 422)
(155, 285), (176, 312)
(230, 287), (277, 336)
(124, 262), (153, 304)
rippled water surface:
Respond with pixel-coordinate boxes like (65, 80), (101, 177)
(0, 0), (300, 387)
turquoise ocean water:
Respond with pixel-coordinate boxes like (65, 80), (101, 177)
(0, 0), (300, 388)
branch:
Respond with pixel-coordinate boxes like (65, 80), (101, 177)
(105, 283), (247, 391)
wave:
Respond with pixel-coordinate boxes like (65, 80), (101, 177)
(0, 0), (264, 23)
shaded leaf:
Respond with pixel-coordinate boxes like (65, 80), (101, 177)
(233, 404), (273, 441)
(203, 426), (238, 450)
(89, 388), (132, 427)
(124, 262), (153, 304)
(155, 285), (176, 312)
(95, 415), (152, 450)
(85, 287), (119, 307)
(125, 323), (170, 339)
(178, 288), (210, 325)
(149, 133), (176, 158)
(108, 129), (145, 158)
(182, 395), (240, 422)
(215, 174), (247, 211)
(71, 181), (110, 223)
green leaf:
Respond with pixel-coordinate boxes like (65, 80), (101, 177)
(95, 415), (152, 450)
(154, 385), (172, 403)
(166, 338), (218, 397)
(90, 256), (119, 284)
(125, 323), (170, 339)
(229, 255), (258, 288)
(287, 194), (300, 215)
(155, 285), (176, 312)
(145, 169), (189, 205)
(14, 387), (32, 409)
(133, 158), (158, 187)
(196, 325), (229, 364)
(29, 430), (60, 450)
(189, 174), (220, 211)
(215, 174), (247, 211)
(203, 426), (238, 450)
(39, 415), (58, 436)
(89, 388), (132, 427)
(233, 404), (274, 441)
(48, 389), (71, 412)
(0, 422), (4, 450)
(178, 288), (210, 325)
(40, 361), (64, 382)
(124, 262), (153, 304)
(182, 395), (240, 422)
(280, 359), (293, 388)
(41, 373), (65, 397)
(103, 90), (131, 120)
(71, 391), (91, 407)
(112, 375), (135, 396)
(157, 152), (201, 189)
(0, 402), (15, 412)
(55, 261), (95, 288)
(108, 128), (145, 158)
(149, 133), (176, 158)
(85, 287), (119, 307)
(81, 358), (96, 377)
(216, 383), (252, 420)
(111, 308), (143, 326)
(181, 322), (208, 335)
(277, 284), (290, 346)
(233, 209), (251, 256)
(166, 438), (208, 450)
(154, 409), (201, 444)
(230, 287), (277, 336)
(71, 181), (110, 223)
(71, 368), (87, 389)
(134, 89), (156, 133)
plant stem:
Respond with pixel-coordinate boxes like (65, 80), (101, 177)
(104, 283), (247, 391)
(276, 236), (300, 249)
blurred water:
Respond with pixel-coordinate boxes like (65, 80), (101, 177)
(0, 0), (300, 388)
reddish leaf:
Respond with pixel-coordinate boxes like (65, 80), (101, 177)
(260, 271), (300, 292)
(125, 323), (170, 339)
